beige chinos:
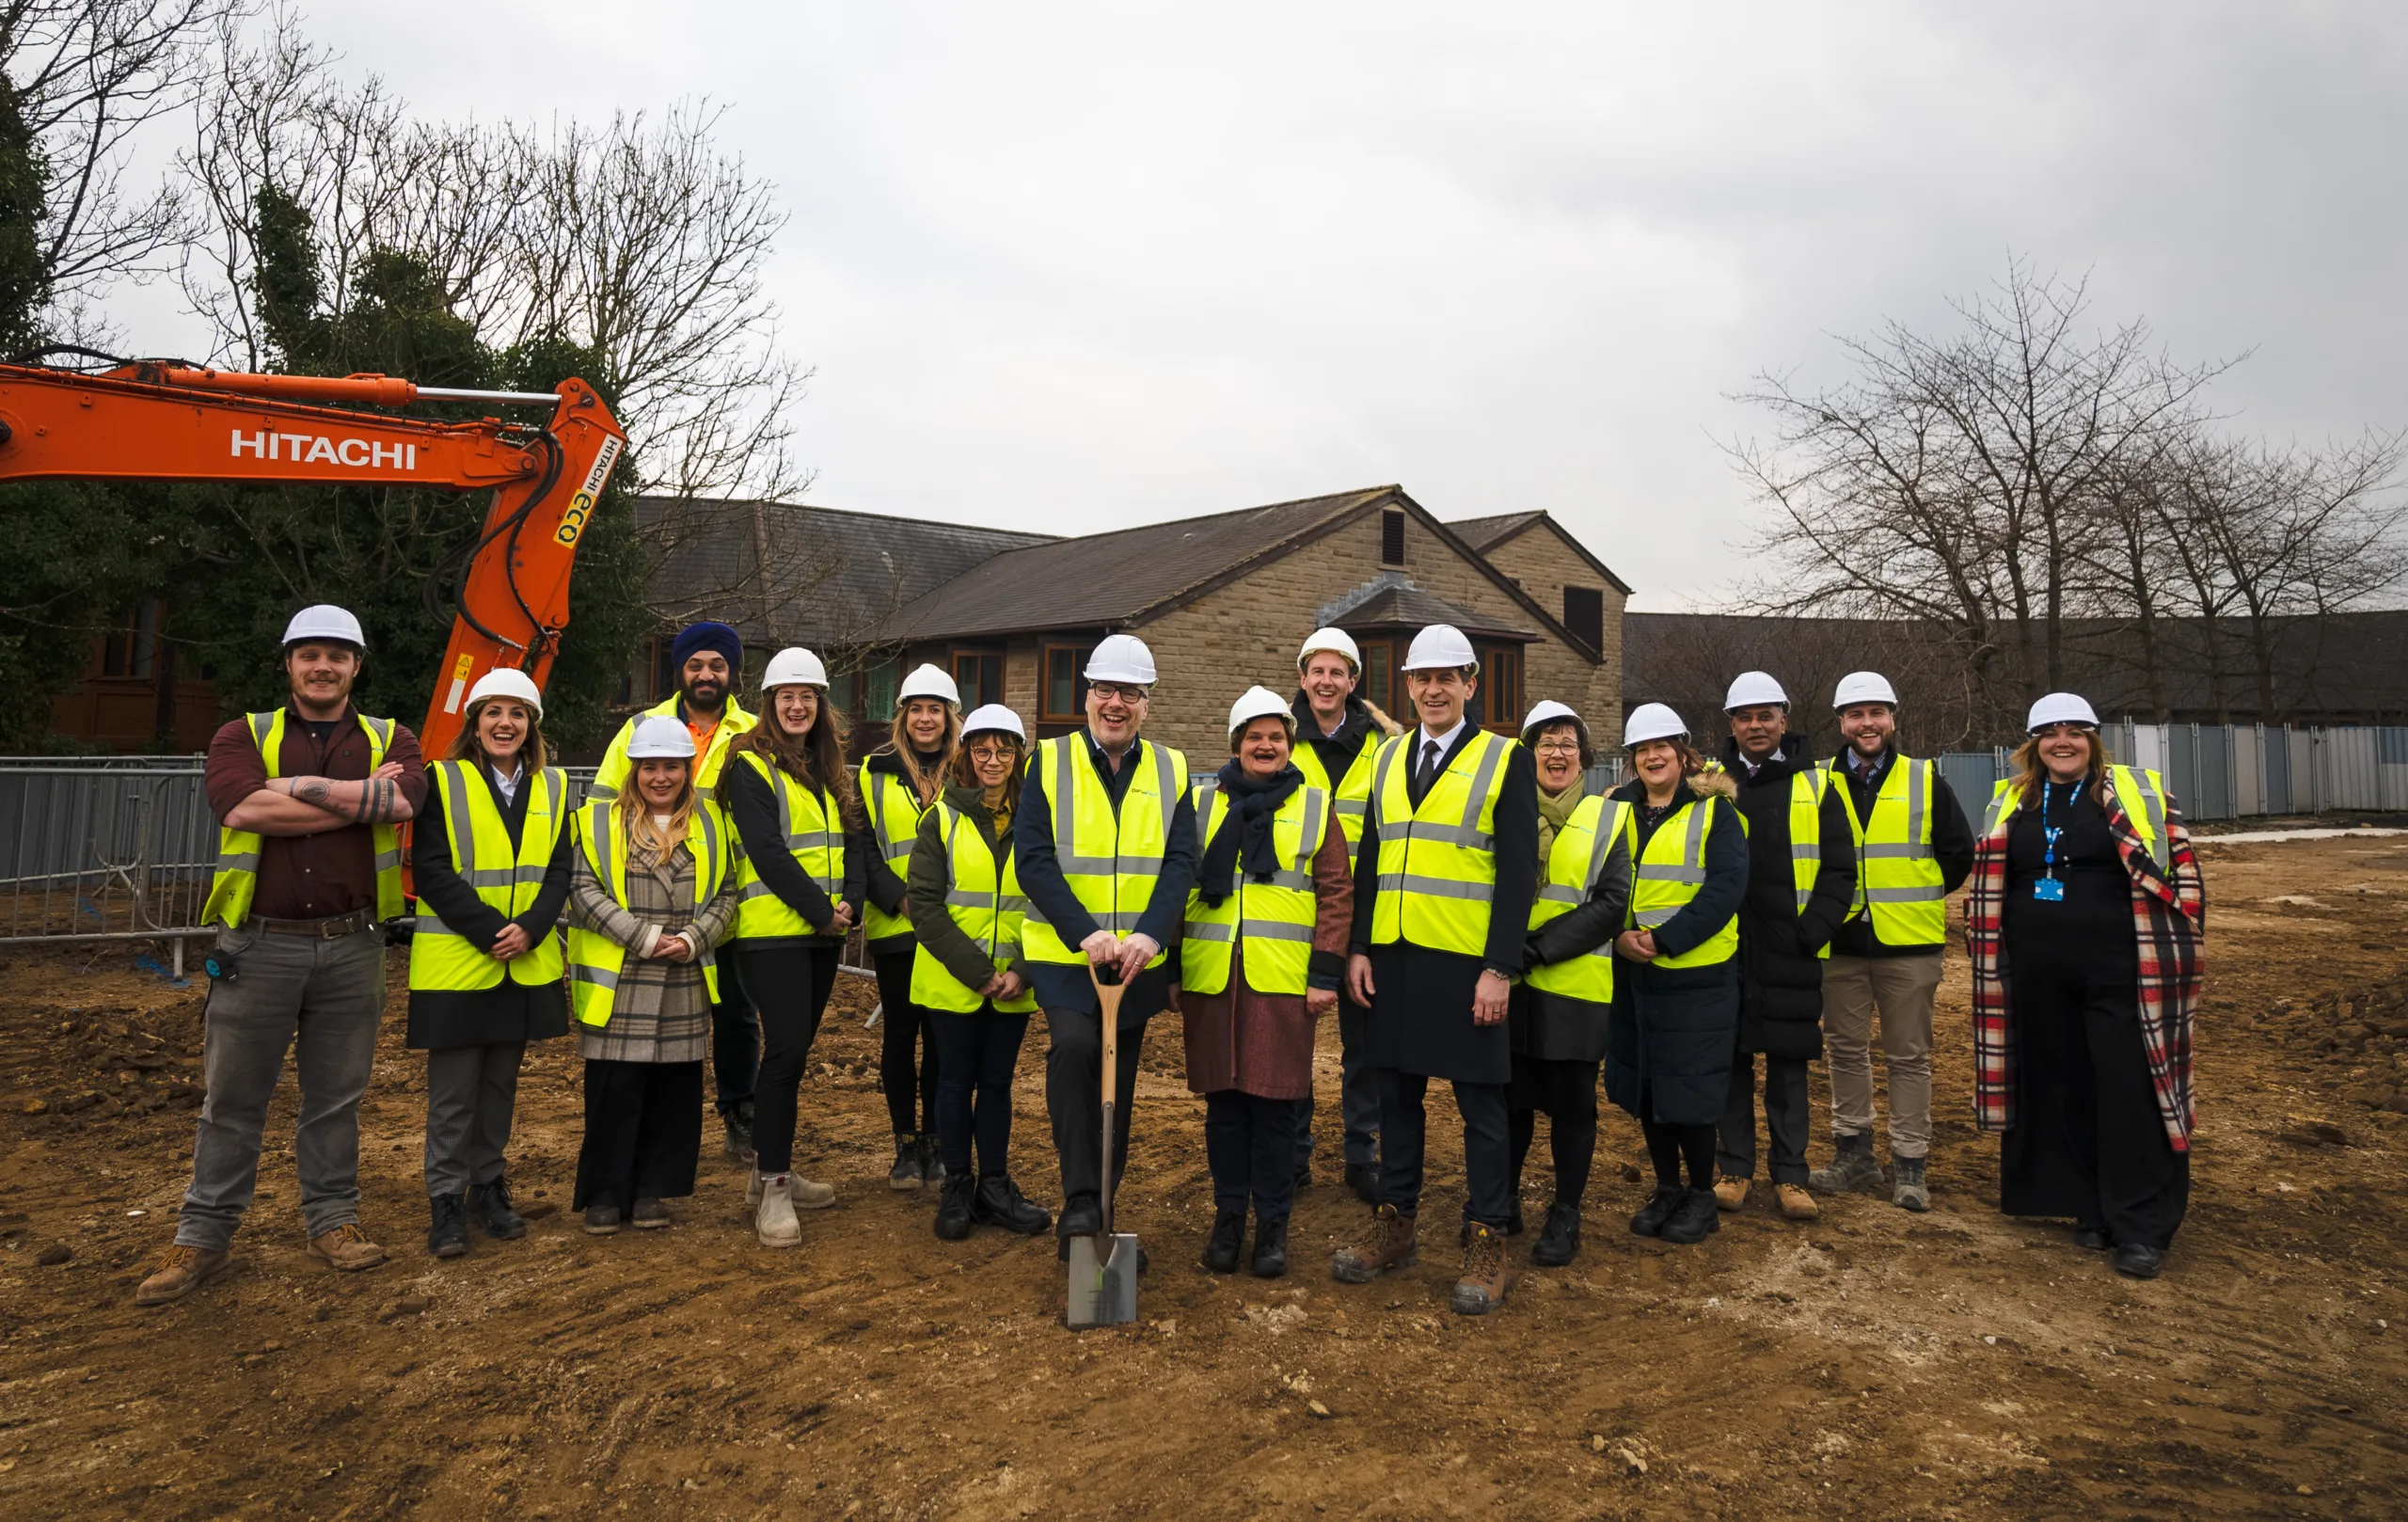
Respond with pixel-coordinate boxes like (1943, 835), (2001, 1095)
(1820, 953), (1941, 1160)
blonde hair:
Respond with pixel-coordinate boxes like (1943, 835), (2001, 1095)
(885, 700), (960, 806)
(617, 759), (697, 859)
(447, 697), (548, 772)
(2006, 728), (2115, 810)
(741, 689), (863, 828)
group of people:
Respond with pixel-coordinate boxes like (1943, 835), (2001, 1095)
(133, 600), (2207, 1313)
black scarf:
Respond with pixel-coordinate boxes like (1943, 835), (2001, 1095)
(1197, 759), (1305, 907)
(1291, 690), (1373, 778)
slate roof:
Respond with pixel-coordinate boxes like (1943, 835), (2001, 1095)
(1448, 511), (1547, 554)
(1316, 573), (1536, 640)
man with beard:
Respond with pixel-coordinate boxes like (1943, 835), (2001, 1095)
(593, 621), (760, 1157)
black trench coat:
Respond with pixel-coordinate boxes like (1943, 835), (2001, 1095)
(1602, 774), (1748, 1126)
(1724, 739), (1858, 1061)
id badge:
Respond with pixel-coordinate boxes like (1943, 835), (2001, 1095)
(2032, 878), (2066, 903)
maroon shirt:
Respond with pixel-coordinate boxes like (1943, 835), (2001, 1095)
(205, 704), (428, 920)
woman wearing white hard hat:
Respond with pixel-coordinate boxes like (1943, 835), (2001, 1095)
(564, 715), (741, 1235)
(722, 646), (866, 1247)
(1176, 686), (1354, 1277)
(907, 704), (1055, 1242)
(860, 662), (963, 1190)
(406, 668), (575, 1259)
(1603, 703), (1748, 1247)
(1967, 693), (2202, 1280)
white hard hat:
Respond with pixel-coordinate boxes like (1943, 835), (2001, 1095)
(626, 714), (696, 759)
(1623, 703), (1689, 747)
(1297, 627), (1361, 674)
(1832, 671), (1899, 710)
(761, 646), (828, 690)
(282, 604), (365, 649)
(465, 667), (543, 721)
(1520, 699), (1580, 741)
(2027, 692), (2100, 732)
(1085, 633), (1158, 686)
(896, 662), (959, 706)
(1401, 624), (1479, 673)
(959, 703), (1026, 743)
(1724, 671), (1789, 711)
(1227, 685), (1295, 743)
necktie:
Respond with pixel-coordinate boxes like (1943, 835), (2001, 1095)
(1418, 739), (1443, 794)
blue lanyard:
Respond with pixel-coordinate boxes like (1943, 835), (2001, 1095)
(2039, 780), (2078, 880)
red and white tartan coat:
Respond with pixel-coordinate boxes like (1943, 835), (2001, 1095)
(1965, 779), (2208, 1151)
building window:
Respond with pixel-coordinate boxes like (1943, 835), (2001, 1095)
(861, 656), (900, 721)
(1042, 642), (1096, 724)
(1359, 639), (1394, 721)
(1478, 644), (1523, 731)
(1562, 586), (1604, 654)
(1380, 509), (1406, 566)
(828, 665), (858, 717)
(952, 648), (1005, 710)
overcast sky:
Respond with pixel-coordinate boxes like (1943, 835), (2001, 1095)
(137, 3), (2408, 609)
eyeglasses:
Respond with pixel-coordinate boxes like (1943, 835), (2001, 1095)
(1088, 683), (1149, 704)
(968, 741), (1018, 762)
(1532, 740), (1582, 756)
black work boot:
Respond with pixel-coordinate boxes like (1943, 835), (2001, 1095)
(933, 1174), (975, 1241)
(918, 1132), (947, 1186)
(1250, 1215), (1290, 1278)
(1055, 1193), (1101, 1260)
(721, 1101), (755, 1164)
(889, 1134), (925, 1191)
(1529, 1201), (1581, 1267)
(1343, 1163), (1379, 1206)
(1202, 1210), (1246, 1274)
(1629, 1184), (1682, 1238)
(427, 1194), (468, 1259)
(1658, 1187), (1722, 1245)
(972, 1175), (1053, 1235)
(1807, 1132), (1883, 1195)
(474, 1176), (527, 1240)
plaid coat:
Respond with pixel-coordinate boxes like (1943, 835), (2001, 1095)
(1966, 776), (2207, 1149)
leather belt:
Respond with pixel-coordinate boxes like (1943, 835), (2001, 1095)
(251, 908), (378, 939)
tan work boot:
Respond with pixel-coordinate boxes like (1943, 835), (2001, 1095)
(753, 1174), (802, 1249)
(307, 1223), (387, 1272)
(135, 1245), (230, 1307)
(1330, 1204), (1418, 1284)
(1713, 1175), (1751, 1213)
(1450, 1221), (1513, 1316)
(749, 1171), (835, 1211)
(1777, 1183), (1820, 1221)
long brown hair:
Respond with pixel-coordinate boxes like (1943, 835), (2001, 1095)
(447, 697), (548, 772)
(884, 699), (960, 805)
(616, 759), (697, 861)
(742, 690), (863, 827)
(2007, 728), (2115, 810)
(950, 729), (1025, 819)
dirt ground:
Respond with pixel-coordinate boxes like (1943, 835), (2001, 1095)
(1, 832), (2404, 1520)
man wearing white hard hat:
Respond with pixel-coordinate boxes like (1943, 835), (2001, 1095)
(1809, 671), (1974, 1213)
(1709, 672), (1857, 1226)
(859, 662), (963, 1190)
(1014, 633), (1198, 1261)
(1288, 626), (1402, 1204)
(590, 620), (763, 1160)
(141, 606), (427, 1306)
(404, 667), (576, 1259)
(1176, 686), (1354, 1277)
(1331, 625), (1539, 1317)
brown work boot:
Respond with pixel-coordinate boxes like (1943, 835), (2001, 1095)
(307, 1223), (388, 1272)
(1330, 1204), (1418, 1284)
(1776, 1183), (1820, 1221)
(135, 1245), (230, 1307)
(1713, 1175), (1751, 1213)
(1450, 1221), (1513, 1316)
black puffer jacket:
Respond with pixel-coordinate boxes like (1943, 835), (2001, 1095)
(1724, 738), (1858, 1060)
(1603, 771), (1748, 1126)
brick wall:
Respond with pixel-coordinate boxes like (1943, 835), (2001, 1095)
(1473, 522), (1628, 742)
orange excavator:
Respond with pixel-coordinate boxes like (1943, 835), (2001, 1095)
(0, 352), (626, 763)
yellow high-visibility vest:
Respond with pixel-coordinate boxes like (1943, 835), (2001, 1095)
(588, 694), (756, 804)
(1180, 778), (1327, 996)
(1525, 793), (1631, 1004)
(1983, 766), (2169, 872)
(1019, 735), (1190, 968)
(1291, 721), (1381, 870)
(1788, 768), (1833, 961)
(911, 801), (1038, 1014)
(407, 762), (568, 990)
(861, 757), (936, 941)
(728, 750), (846, 942)
(564, 799), (728, 1026)
(1834, 754), (1947, 946)
(1367, 727), (1515, 958)
(203, 708), (404, 928)
(1625, 795), (1738, 969)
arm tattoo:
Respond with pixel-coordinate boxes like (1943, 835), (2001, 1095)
(293, 777), (333, 808)
(355, 779), (376, 823)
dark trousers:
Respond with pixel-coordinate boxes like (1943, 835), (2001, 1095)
(1508, 1054), (1599, 1210)
(928, 1006), (1028, 1178)
(1716, 1052), (1812, 1186)
(738, 943), (840, 1175)
(1376, 1068), (1513, 1229)
(575, 1059), (703, 1211)
(711, 948), (760, 1118)
(1296, 994), (1380, 1173)
(874, 950), (940, 1136)
(1044, 1006), (1146, 1206)
(422, 1040), (525, 1197)
(1207, 1090), (1305, 1221)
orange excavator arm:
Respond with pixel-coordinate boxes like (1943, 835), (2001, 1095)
(0, 358), (627, 763)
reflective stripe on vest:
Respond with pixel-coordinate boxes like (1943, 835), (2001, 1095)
(731, 749), (846, 941)
(1525, 794), (1629, 1004)
(565, 799), (727, 1026)
(861, 758), (935, 941)
(586, 694), (757, 803)
(1626, 795), (1737, 969)
(1291, 725), (1381, 870)
(203, 708), (404, 929)
(911, 802), (1038, 1014)
(1020, 735), (1190, 966)
(408, 762), (568, 991)
(1368, 728), (1513, 957)
(1836, 755), (1946, 945)
(1180, 781), (1326, 996)
(1983, 765), (2169, 874)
